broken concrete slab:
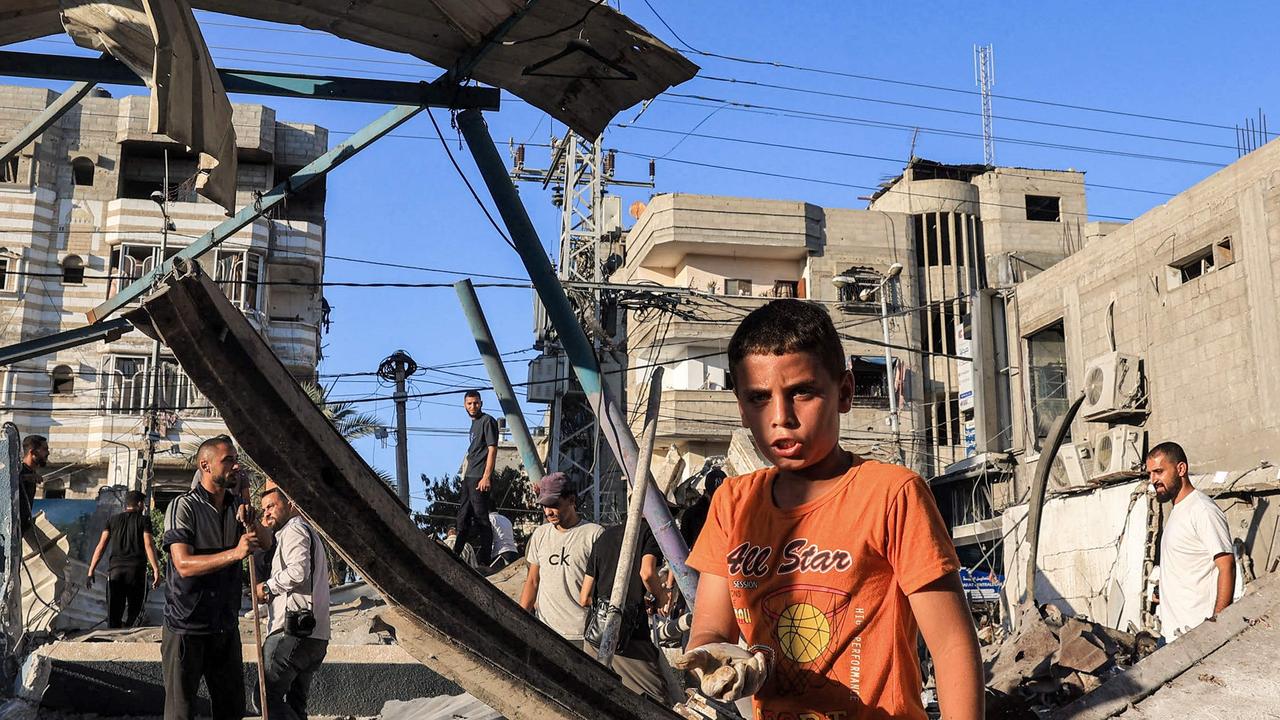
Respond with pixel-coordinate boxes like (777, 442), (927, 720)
(1053, 570), (1280, 719)
(125, 267), (678, 720)
(724, 429), (769, 477)
(380, 693), (502, 720)
(1056, 630), (1107, 674)
(987, 607), (1060, 694)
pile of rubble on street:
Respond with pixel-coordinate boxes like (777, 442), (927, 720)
(983, 604), (1158, 717)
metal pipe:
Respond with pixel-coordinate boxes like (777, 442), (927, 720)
(454, 280), (544, 484)
(393, 362), (411, 507)
(143, 164), (171, 495)
(1022, 391), (1086, 609)
(455, 109), (698, 607)
(597, 368), (663, 667)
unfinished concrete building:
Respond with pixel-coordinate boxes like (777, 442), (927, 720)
(0, 83), (328, 503)
(990, 137), (1280, 636)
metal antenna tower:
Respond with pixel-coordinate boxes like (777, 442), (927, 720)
(974, 44), (996, 165)
(509, 130), (654, 524)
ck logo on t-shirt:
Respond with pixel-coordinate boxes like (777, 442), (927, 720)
(727, 538), (853, 577)
(546, 547), (571, 566)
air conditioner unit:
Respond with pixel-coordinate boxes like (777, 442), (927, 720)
(1081, 351), (1145, 421)
(1049, 442), (1092, 494)
(1092, 426), (1145, 476)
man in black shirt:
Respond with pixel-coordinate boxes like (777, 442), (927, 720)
(579, 522), (671, 702)
(18, 434), (48, 534)
(455, 390), (498, 566)
(161, 436), (262, 720)
(87, 490), (161, 628)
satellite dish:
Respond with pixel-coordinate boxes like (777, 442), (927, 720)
(629, 201), (647, 219)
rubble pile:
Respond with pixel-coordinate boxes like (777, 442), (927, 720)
(984, 604), (1157, 715)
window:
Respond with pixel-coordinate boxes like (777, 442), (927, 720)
(61, 255), (84, 284)
(772, 280), (798, 298)
(1025, 195), (1061, 222)
(1026, 322), (1069, 450)
(214, 250), (265, 312)
(100, 355), (216, 417)
(1, 155), (17, 184)
(850, 356), (889, 408)
(834, 266), (882, 315)
(108, 244), (180, 296)
(0, 257), (14, 292)
(51, 365), (74, 395)
(71, 156), (95, 186)
(724, 279), (752, 296)
(1167, 237), (1236, 289)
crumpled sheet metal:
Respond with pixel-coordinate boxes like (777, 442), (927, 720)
(59, 0), (238, 210)
(0, 0), (698, 139)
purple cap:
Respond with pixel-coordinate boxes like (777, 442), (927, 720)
(536, 472), (573, 507)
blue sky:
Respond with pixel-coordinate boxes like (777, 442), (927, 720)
(8, 2), (1278, 514)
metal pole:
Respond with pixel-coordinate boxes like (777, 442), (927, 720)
(879, 284), (903, 464)
(454, 279), (544, 484)
(455, 109), (698, 607)
(597, 368), (663, 667)
(378, 350), (416, 508)
(143, 157), (171, 495)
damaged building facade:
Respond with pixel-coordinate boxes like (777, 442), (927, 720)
(0, 83), (329, 502)
(984, 136), (1280, 637)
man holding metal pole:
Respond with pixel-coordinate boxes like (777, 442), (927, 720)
(161, 436), (261, 720)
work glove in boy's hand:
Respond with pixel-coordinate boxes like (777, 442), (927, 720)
(673, 643), (771, 702)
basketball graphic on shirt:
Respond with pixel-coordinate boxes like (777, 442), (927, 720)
(775, 602), (830, 663)
(763, 584), (852, 695)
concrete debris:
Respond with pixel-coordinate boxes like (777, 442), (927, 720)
(379, 693), (501, 720)
(985, 605), (1141, 711)
(724, 429), (769, 477)
(0, 646), (51, 720)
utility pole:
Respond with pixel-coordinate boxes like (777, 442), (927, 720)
(508, 131), (654, 524)
(974, 43), (996, 165)
(141, 151), (171, 497)
(378, 350), (417, 508)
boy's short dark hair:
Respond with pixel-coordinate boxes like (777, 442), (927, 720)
(125, 490), (145, 506)
(1147, 441), (1188, 467)
(728, 299), (847, 385)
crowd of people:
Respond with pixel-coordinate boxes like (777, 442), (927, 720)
(14, 298), (1241, 720)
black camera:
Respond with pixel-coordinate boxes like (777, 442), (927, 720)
(286, 609), (316, 638)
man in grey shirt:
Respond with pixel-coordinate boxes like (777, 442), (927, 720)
(519, 473), (603, 641)
(255, 482), (330, 720)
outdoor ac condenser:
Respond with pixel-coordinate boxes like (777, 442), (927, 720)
(1049, 442), (1092, 494)
(1092, 426), (1145, 476)
(1081, 351), (1145, 421)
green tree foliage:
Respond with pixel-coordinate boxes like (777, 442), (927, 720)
(414, 466), (538, 548)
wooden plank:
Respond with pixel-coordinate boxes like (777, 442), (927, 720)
(124, 265), (677, 720)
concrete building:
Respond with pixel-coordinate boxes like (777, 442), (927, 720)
(993, 138), (1280, 633)
(0, 84), (328, 503)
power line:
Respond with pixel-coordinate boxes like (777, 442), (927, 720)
(693, 75), (1235, 151)
(613, 124), (1178, 197)
(637, 0), (1258, 135)
(662, 92), (1228, 169)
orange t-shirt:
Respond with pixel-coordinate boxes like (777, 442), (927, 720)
(686, 460), (959, 720)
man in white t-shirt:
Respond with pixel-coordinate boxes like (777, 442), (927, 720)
(1149, 442), (1235, 640)
(488, 511), (520, 570)
(519, 473), (603, 641)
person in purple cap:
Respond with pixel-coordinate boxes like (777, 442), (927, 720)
(518, 472), (603, 641)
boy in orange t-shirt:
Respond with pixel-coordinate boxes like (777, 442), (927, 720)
(677, 299), (982, 720)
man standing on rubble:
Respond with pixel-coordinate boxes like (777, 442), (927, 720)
(86, 490), (162, 628)
(18, 434), (49, 533)
(255, 481), (330, 720)
(161, 436), (262, 720)
(1149, 441), (1235, 639)
(519, 472), (603, 641)
(454, 390), (498, 567)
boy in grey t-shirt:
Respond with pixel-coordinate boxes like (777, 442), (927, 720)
(519, 473), (603, 640)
